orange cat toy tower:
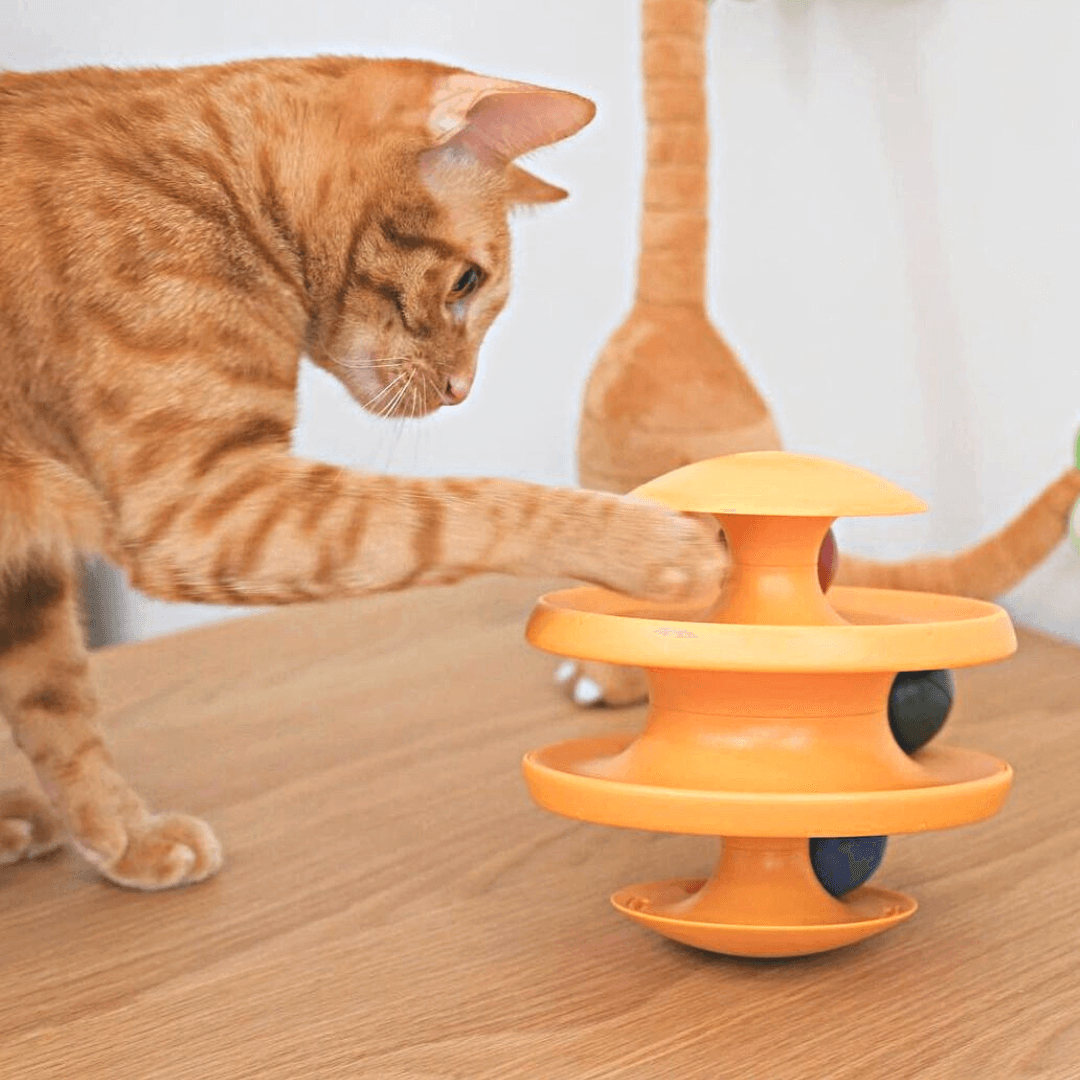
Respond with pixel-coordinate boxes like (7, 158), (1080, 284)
(523, 452), (1017, 957)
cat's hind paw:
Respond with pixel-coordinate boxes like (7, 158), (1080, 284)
(76, 811), (223, 891)
(0, 788), (64, 865)
(554, 660), (649, 708)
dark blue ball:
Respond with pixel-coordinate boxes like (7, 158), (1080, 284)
(809, 836), (888, 897)
(889, 669), (955, 754)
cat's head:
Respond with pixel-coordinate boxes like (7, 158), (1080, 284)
(306, 66), (595, 418)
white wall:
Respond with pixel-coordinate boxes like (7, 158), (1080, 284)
(5, 0), (1078, 645)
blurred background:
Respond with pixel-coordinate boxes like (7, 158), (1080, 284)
(5, 0), (1078, 646)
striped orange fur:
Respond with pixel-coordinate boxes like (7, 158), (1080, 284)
(0, 56), (727, 888)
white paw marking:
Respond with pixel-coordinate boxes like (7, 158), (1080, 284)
(572, 676), (604, 707)
(554, 661), (577, 686)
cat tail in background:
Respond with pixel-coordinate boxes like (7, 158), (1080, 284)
(833, 469), (1080, 599)
(576, 0), (781, 497)
(635, 0), (710, 307)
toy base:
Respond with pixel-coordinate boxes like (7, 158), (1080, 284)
(612, 879), (916, 958)
(610, 836), (916, 957)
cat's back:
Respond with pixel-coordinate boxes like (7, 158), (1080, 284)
(0, 57), (418, 230)
(0, 65), (194, 184)
(0, 65), (216, 433)
(0, 60), (287, 308)
(0, 65), (184, 246)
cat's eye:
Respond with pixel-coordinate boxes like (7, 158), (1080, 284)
(449, 264), (483, 301)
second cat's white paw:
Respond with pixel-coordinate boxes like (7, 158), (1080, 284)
(554, 661), (576, 686)
(552, 661), (649, 708)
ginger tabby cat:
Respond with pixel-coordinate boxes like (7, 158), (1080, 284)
(0, 57), (726, 890)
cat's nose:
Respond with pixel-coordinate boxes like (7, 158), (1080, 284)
(443, 373), (472, 405)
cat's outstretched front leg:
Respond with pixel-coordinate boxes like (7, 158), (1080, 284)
(115, 448), (727, 609)
(0, 558), (221, 889)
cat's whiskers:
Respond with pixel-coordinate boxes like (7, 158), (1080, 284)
(408, 376), (425, 473)
(377, 369), (413, 423)
(363, 382), (405, 417)
(363, 371), (408, 414)
(415, 365), (439, 409)
(376, 368), (417, 471)
(331, 352), (410, 372)
(406, 380), (417, 436)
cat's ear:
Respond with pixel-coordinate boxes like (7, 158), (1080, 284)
(504, 165), (568, 205)
(425, 73), (596, 165)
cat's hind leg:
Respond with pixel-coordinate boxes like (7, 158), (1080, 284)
(0, 787), (63, 865)
(0, 555), (221, 889)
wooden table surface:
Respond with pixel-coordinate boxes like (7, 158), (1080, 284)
(1, 576), (1079, 1080)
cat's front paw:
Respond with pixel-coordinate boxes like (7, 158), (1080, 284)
(595, 501), (727, 605)
(554, 660), (649, 708)
(0, 788), (64, 865)
(75, 810), (222, 890)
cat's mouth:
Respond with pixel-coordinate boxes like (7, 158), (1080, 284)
(332, 351), (470, 419)
(351, 360), (450, 420)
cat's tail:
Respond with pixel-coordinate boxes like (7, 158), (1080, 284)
(636, 0), (711, 307)
(832, 469), (1080, 599)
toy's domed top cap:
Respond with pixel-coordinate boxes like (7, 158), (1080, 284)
(630, 452), (927, 517)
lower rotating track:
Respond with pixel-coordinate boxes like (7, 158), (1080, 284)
(523, 734), (1012, 838)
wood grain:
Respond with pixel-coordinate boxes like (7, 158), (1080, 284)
(1, 576), (1078, 1079)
